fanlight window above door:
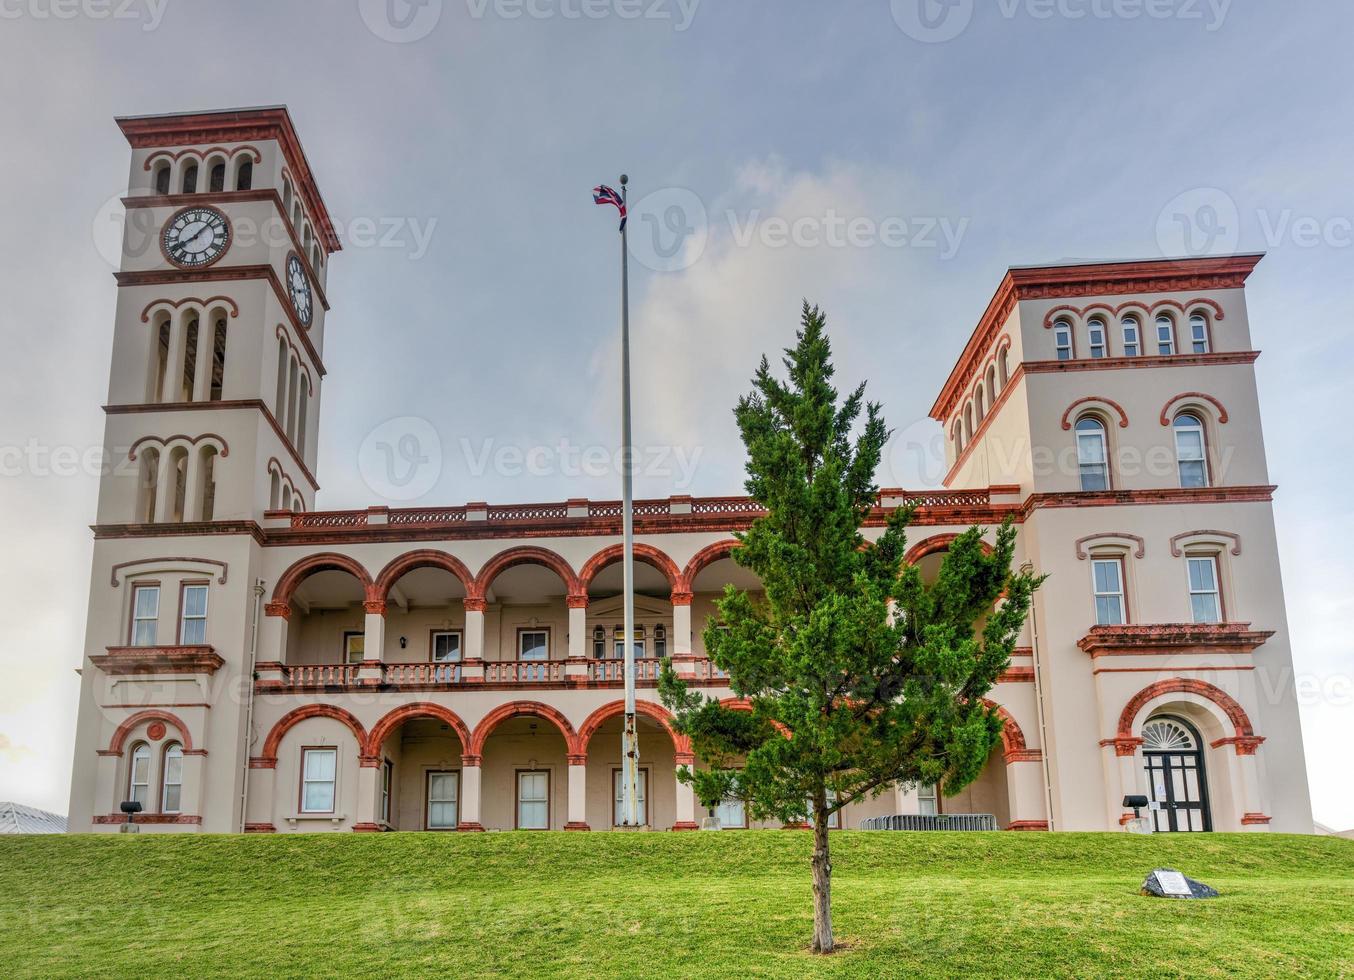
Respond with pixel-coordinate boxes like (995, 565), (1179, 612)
(1142, 717), (1198, 752)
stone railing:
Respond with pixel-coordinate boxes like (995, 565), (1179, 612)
(257, 657), (727, 692)
(283, 488), (998, 532)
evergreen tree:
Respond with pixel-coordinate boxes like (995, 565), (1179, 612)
(660, 303), (1042, 954)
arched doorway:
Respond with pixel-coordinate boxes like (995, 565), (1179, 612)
(1142, 715), (1212, 832)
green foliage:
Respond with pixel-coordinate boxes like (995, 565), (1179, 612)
(660, 302), (1045, 824)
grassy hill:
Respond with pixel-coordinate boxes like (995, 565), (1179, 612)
(2, 831), (1351, 977)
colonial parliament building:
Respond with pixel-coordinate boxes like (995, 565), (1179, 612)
(68, 107), (1313, 836)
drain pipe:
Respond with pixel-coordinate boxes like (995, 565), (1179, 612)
(1021, 561), (1056, 831)
(239, 579), (266, 833)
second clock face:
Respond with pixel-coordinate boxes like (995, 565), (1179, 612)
(287, 253), (313, 326)
(162, 206), (230, 268)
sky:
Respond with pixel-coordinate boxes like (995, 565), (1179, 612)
(0, 0), (1350, 828)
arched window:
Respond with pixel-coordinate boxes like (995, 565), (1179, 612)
(136, 447), (160, 522)
(1087, 318), (1107, 359)
(209, 317), (227, 401)
(1188, 313), (1210, 354)
(282, 178), (294, 217)
(1121, 316), (1141, 357)
(998, 347), (1010, 388)
(128, 742), (151, 807)
(297, 382), (309, 458)
(149, 315), (171, 402)
(285, 357), (300, 443)
(168, 446), (189, 523)
(235, 159), (253, 191)
(181, 163), (198, 194)
(275, 337), (288, 419)
(1155, 314), (1176, 356)
(1075, 416), (1109, 491)
(269, 470), (281, 510)
(985, 365), (997, 406)
(281, 485), (292, 511)
(197, 446), (218, 521)
(1054, 320), (1073, 360)
(180, 317), (199, 402)
(153, 163), (171, 195)
(1173, 412), (1208, 488)
(964, 403), (975, 444)
(161, 743), (183, 813)
(208, 161), (226, 192)
(975, 385), (986, 421)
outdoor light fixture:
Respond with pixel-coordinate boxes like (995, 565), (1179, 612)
(399, 636), (408, 649)
(119, 800), (142, 834)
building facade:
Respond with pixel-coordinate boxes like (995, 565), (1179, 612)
(67, 107), (1313, 835)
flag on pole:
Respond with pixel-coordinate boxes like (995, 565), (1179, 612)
(593, 184), (627, 231)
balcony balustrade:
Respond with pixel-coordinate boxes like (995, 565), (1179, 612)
(257, 656), (726, 692)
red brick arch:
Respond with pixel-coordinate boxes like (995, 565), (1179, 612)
(106, 710), (193, 756)
(1060, 396), (1130, 431)
(579, 543), (682, 595)
(679, 539), (741, 593)
(904, 534), (994, 565)
(982, 699), (1037, 763)
(1160, 392), (1229, 426)
(364, 702), (472, 762)
(268, 552), (375, 613)
(471, 546), (581, 601)
(577, 700), (690, 758)
(257, 704), (366, 765)
(374, 550), (475, 602)
(1117, 678), (1254, 741)
(468, 700), (580, 757)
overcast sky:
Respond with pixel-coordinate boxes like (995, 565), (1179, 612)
(0, 1), (1350, 828)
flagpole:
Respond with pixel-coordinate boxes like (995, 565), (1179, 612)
(619, 174), (641, 827)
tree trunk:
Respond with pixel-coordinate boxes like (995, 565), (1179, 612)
(811, 793), (834, 954)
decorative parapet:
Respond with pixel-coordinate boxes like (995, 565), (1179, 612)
(92, 645), (224, 675)
(1077, 623), (1273, 657)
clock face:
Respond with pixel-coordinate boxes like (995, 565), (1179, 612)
(286, 253), (313, 326)
(162, 206), (230, 269)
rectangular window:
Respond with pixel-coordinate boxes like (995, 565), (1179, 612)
(300, 747), (337, 813)
(612, 625), (645, 660)
(381, 759), (393, 825)
(1091, 558), (1126, 626)
(1190, 315), (1210, 354)
(1187, 556), (1222, 624)
(431, 631), (462, 682)
(613, 768), (649, 827)
(131, 585), (160, 647)
(179, 584), (208, 645)
(653, 625), (667, 659)
(161, 747), (183, 813)
(427, 771), (459, 830)
(128, 745), (151, 807)
(715, 796), (746, 829)
(917, 783), (938, 816)
(518, 630), (549, 661)
(1054, 324), (1072, 360)
(1156, 317), (1176, 355)
(343, 632), (365, 665)
(1122, 318), (1140, 357)
(807, 790), (841, 829)
(517, 770), (550, 830)
(1088, 321), (1106, 358)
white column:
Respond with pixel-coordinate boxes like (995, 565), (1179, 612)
(567, 603), (587, 658)
(354, 762), (382, 832)
(192, 321), (214, 401)
(260, 606), (290, 663)
(459, 761), (483, 831)
(152, 449), (175, 523)
(566, 758), (589, 830)
(160, 314), (187, 402)
(182, 450), (204, 522)
(1235, 749), (1269, 832)
(674, 756), (697, 829)
(464, 604), (485, 660)
(363, 601), (386, 662)
(1005, 759), (1049, 830)
(672, 597), (693, 655)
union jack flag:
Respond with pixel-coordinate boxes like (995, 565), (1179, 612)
(593, 184), (627, 231)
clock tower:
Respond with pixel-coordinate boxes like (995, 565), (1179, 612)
(100, 106), (338, 526)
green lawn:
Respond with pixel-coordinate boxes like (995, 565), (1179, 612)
(2, 831), (1351, 978)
